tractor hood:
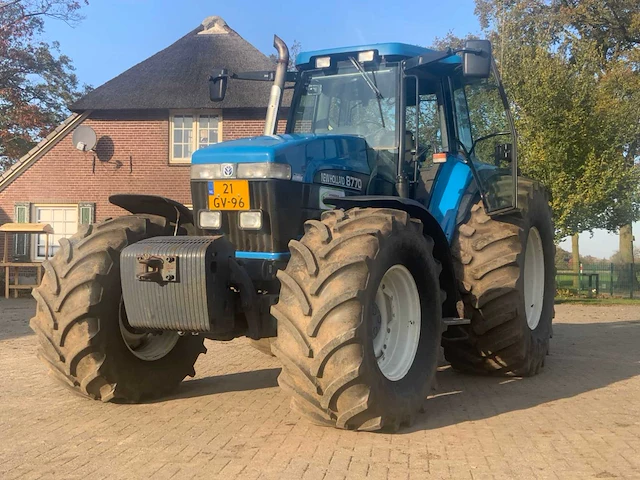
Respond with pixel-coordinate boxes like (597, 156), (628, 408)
(191, 133), (371, 183)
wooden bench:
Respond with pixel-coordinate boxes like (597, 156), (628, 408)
(0, 223), (53, 299)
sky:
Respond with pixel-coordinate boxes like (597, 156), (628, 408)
(40, 0), (635, 259)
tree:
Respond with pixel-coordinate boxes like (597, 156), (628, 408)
(610, 247), (640, 264)
(473, 0), (640, 240)
(0, 0), (89, 172)
(555, 245), (572, 268)
(556, 0), (640, 273)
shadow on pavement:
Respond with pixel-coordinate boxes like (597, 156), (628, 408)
(157, 319), (640, 429)
(405, 320), (640, 433)
(0, 298), (36, 341)
(153, 368), (281, 402)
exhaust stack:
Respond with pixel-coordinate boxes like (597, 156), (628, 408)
(264, 35), (289, 136)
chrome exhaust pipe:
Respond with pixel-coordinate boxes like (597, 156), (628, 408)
(264, 35), (289, 136)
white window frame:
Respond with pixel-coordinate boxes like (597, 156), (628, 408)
(169, 110), (223, 164)
(30, 204), (79, 261)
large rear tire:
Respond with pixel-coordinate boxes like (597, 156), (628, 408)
(30, 215), (206, 402)
(444, 179), (555, 376)
(272, 208), (442, 431)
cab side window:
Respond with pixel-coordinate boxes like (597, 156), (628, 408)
(452, 72), (516, 212)
(453, 88), (473, 153)
(456, 75), (512, 168)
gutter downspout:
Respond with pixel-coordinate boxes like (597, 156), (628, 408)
(264, 35), (289, 136)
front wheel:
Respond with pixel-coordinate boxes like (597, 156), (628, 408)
(30, 215), (206, 402)
(272, 208), (442, 431)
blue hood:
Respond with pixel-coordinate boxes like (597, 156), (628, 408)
(191, 133), (371, 183)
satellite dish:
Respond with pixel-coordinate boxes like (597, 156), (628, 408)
(72, 125), (97, 152)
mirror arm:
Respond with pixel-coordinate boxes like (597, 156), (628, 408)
(404, 47), (485, 72)
(404, 49), (454, 72)
(230, 71), (275, 81)
(211, 70), (298, 83)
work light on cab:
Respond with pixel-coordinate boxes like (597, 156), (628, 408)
(315, 56), (331, 68)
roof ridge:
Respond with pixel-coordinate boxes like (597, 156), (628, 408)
(199, 16), (231, 35)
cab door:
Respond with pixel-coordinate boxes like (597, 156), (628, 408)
(451, 65), (518, 213)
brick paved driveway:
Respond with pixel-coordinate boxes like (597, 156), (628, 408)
(0, 299), (639, 479)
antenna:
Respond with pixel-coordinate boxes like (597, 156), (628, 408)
(72, 125), (97, 152)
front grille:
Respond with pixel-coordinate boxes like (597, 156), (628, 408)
(191, 180), (320, 253)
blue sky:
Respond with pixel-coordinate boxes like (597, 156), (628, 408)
(43, 0), (481, 87)
(40, 0), (634, 258)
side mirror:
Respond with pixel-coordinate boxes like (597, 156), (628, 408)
(209, 68), (228, 102)
(463, 40), (492, 78)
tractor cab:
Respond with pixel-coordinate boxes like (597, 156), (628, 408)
(288, 42), (518, 232)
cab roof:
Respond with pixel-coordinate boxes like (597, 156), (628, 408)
(296, 42), (461, 69)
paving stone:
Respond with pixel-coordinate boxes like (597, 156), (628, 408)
(1, 299), (639, 479)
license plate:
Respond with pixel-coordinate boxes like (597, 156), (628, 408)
(208, 180), (250, 210)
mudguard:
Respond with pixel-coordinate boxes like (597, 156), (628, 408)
(326, 196), (459, 317)
(110, 194), (194, 227)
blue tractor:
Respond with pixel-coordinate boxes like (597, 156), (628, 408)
(31, 37), (555, 431)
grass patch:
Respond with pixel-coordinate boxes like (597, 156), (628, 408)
(555, 297), (640, 305)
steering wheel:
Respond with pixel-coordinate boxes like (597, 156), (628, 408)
(356, 121), (388, 145)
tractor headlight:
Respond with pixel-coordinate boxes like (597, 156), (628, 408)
(191, 164), (222, 180)
(238, 211), (263, 230)
(199, 210), (222, 230)
(192, 163), (291, 180)
(236, 163), (291, 180)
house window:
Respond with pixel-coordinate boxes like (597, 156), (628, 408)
(32, 205), (78, 260)
(170, 112), (222, 163)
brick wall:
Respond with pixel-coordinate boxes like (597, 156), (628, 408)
(0, 107), (288, 258)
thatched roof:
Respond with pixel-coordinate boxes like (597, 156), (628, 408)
(71, 17), (277, 111)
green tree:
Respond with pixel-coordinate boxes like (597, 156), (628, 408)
(610, 247), (640, 264)
(555, 245), (572, 268)
(555, 0), (640, 269)
(473, 0), (640, 239)
(0, 0), (90, 171)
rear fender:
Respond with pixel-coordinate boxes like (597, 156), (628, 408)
(326, 196), (459, 317)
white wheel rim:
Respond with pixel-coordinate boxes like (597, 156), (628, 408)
(119, 300), (180, 361)
(524, 227), (545, 330)
(372, 265), (421, 381)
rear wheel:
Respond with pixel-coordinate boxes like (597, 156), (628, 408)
(272, 208), (442, 431)
(30, 215), (206, 402)
(444, 180), (555, 376)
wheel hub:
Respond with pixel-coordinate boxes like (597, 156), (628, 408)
(119, 299), (180, 361)
(372, 265), (421, 381)
(524, 227), (545, 330)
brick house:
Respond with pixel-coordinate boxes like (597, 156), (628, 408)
(0, 16), (285, 263)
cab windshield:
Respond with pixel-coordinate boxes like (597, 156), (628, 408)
(290, 62), (399, 149)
